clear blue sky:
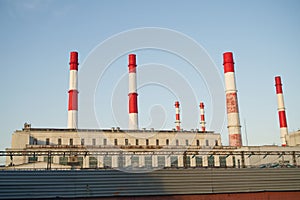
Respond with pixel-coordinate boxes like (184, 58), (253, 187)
(0, 0), (300, 157)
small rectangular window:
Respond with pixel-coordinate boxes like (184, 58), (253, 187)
(146, 139), (149, 146)
(166, 139), (169, 146)
(114, 139), (118, 145)
(206, 139), (209, 146)
(46, 138), (50, 145)
(125, 139), (129, 145)
(103, 139), (107, 145)
(136, 139), (139, 145)
(215, 140), (218, 146)
(195, 156), (203, 167)
(69, 138), (73, 145)
(92, 138), (96, 146)
(176, 139), (179, 146)
(81, 138), (85, 145)
(156, 139), (159, 146)
(208, 155), (214, 167)
(58, 138), (62, 145)
(219, 156), (227, 168)
(185, 139), (189, 146)
(196, 140), (200, 146)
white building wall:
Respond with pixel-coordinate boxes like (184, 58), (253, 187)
(215, 156), (220, 167)
(152, 155), (158, 168)
(6, 128), (300, 169)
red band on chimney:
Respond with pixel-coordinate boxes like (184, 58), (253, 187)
(70, 52), (78, 70)
(223, 52), (235, 73)
(226, 93), (239, 113)
(200, 102), (204, 109)
(129, 93), (138, 113)
(201, 115), (205, 121)
(275, 76), (283, 94)
(278, 110), (287, 128)
(229, 134), (242, 146)
(68, 90), (78, 110)
(128, 54), (136, 73)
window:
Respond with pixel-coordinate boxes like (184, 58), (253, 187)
(185, 140), (189, 146)
(196, 156), (203, 167)
(59, 157), (68, 165)
(77, 157), (83, 168)
(114, 139), (118, 145)
(166, 139), (169, 146)
(158, 156), (165, 168)
(205, 139), (209, 146)
(89, 157), (97, 168)
(156, 139), (159, 146)
(215, 140), (219, 146)
(28, 156), (38, 163)
(103, 138), (107, 145)
(219, 156), (227, 168)
(131, 156), (139, 168)
(46, 138), (50, 145)
(104, 156), (112, 168)
(196, 140), (200, 146)
(146, 139), (149, 146)
(125, 139), (129, 145)
(33, 138), (37, 145)
(171, 156), (178, 167)
(185, 156), (191, 167)
(58, 138), (62, 145)
(145, 156), (152, 168)
(92, 138), (96, 146)
(208, 155), (214, 167)
(44, 156), (53, 163)
(69, 138), (73, 145)
(176, 139), (179, 146)
(81, 138), (85, 145)
(136, 139), (139, 145)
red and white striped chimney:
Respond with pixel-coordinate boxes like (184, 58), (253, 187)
(128, 54), (138, 130)
(275, 76), (288, 146)
(223, 52), (242, 146)
(175, 101), (181, 131)
(68, 51), (78, 129)
(199, 102), (206, 132)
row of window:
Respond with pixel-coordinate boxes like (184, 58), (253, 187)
(29, 155), (230, 168)
(39, 138), (218, 146)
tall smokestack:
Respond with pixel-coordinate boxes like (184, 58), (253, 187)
(128, 54), (138, 130)
(199, 102), (206, 132)
(275, 76), (288, 146)
(223, 52), (242, 146)
(68, 51), (78, 129)
(175, 101), (181, 131)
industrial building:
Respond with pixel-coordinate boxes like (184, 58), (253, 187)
(2, 51), (300, 200)
(4, 51), (300, 170)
